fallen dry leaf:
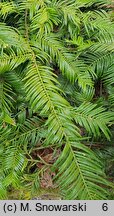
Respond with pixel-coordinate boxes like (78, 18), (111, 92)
(40, 169), (54, 188)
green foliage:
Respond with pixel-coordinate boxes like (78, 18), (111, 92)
(0, 0), (114, 199)
(53, 142), (110, 199)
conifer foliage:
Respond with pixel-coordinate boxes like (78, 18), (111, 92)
(0, 0), (114, 199)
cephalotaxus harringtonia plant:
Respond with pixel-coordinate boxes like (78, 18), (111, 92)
(0, 0), (114, 199)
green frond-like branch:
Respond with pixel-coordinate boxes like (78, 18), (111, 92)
(53, 142), (110, 199)
(2, 146), (27, 187)
(38, 34), (93, 88)
(73, 102), (114, 139)
(24, 57), (81, 144)
(0, 53), (30, 74)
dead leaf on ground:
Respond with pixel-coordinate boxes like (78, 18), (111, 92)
(40, 168), (56, 189)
